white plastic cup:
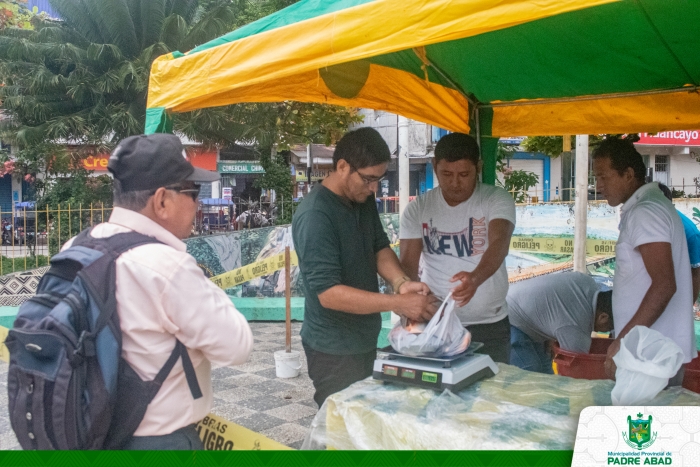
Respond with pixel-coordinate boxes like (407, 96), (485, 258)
(274, 350), (302, 378)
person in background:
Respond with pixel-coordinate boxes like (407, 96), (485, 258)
(292, 127), (439, 408)
(508, 272), (614, 374)
(658, 183), (700, 309)
(592, 138), (697, 384)
(400, 133), (516, 363)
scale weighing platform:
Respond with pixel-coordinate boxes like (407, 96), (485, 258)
(373, 343), (499, 392)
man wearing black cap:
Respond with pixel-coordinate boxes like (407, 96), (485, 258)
(400, 133), (516, 363)
(64, 134), (253, 449)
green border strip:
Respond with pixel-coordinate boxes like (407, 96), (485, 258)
(145, 107), (172, 134)
(0, 450), (574, 466)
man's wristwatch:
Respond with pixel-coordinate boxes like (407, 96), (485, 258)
(392, 276), (411, 294)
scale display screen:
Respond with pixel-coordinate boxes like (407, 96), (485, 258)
(379, 363), (442, 388)
(422, 372), (438, 383)
(383, 365), (398, 377)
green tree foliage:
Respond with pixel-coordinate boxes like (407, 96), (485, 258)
(521, 136), (567, 158)
(0, 0), (241, 152)
(522, 134), (639, 157)
(495, 142), (539, 203)
(1, 0), (358, 213)
(0, 0), (41, 29)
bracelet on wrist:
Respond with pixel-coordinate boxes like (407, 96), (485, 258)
(392, 276), (410, 294)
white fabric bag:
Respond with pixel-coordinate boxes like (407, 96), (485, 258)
(611, 325), (685, 405)
(388, 293), (471, 357)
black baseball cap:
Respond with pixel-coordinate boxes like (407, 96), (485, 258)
(108, 134), (220, 192)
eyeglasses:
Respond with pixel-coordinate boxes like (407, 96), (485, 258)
(350, 165), (387, 186)
(164, 184), (201, 202)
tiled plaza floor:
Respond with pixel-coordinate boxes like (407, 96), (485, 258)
(0, 321), (316, 450)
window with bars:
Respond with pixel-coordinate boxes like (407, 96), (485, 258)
(655, 155), (669, 173)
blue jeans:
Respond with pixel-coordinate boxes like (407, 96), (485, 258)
(509, 326), (553, 374)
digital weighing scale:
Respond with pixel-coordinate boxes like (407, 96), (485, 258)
(373, 343), (499, 392)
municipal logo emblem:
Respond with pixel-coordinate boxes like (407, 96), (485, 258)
(623, 413), (657, 450)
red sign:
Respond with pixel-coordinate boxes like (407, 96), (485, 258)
(82, 155), (110, 171)
(637, 131), (700, 146)
(187, 148), (217, 171)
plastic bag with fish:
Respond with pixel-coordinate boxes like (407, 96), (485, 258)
(388, 293), (471, 357)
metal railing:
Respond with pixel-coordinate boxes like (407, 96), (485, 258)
(195, 197), (299, 234)
(0, 204), (113, 275)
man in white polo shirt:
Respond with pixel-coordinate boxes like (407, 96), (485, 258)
(400, 133), (516, 363)
(592, 138), (697, 384)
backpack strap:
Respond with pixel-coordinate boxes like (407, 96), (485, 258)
(153, 341), (203, 400)
(77, 232), (165, 342)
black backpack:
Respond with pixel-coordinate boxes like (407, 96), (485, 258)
(5, 228), (202, 449)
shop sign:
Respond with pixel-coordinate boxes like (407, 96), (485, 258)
(637, 131), (700, 146)
(222, 187), (232, 200)
(217, 161), (265, 174)
(296, 169), (331, 181)
(82, 155), (110, 171)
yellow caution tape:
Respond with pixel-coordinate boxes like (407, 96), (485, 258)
(0, 326), (292, 450)
(0, 325), (9, 363)
(510, 236), (616, 256)
(196, 412), (291, 450)
(210, 250), (298, 290)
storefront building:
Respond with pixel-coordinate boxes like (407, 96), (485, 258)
(635, 132), (700, 196)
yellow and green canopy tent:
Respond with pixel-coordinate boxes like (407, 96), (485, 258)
(145, 0), (700, 183)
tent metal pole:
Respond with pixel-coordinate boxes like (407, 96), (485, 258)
(574, 135), (589, 272)
(398, 116), (410, 216)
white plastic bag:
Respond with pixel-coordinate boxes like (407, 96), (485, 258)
(388, 293), (471, 357)
(611, 325), (685, 405)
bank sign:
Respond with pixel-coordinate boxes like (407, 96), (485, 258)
(637, 131), (700, 146)
(217, 161), (265, 174)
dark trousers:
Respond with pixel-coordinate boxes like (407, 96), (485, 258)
(303, 343), (376, 408)
(122, 424), (204, 450)
(509, 325), (553, 374)
(465, 315), (511, 364)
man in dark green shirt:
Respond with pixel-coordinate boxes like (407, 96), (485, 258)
(293, 127), (439, 407)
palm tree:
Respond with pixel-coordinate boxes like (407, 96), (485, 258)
(0, 0), (243, 148)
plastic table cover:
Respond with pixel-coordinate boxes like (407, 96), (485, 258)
(302, 364), (700, 450)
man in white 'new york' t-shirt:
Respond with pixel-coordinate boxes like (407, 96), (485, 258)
(400, 133), (516, 363)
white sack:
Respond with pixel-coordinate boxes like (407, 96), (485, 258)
(388, 293), (471, 357)
(611, 325), (684, 405)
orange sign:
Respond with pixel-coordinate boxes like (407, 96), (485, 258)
(81, 148), (218, 171)
(82, 155), (110, 171)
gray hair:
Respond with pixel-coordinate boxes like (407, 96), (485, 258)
(112, 179), (153, 211)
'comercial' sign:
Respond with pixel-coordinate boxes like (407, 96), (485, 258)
(217, 161), (265, 174)
(637, 131), (700, 146)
